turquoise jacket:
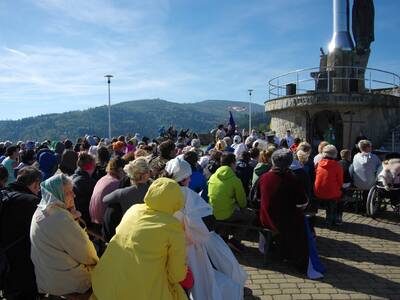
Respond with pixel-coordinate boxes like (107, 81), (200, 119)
(208, 166), (246, 220)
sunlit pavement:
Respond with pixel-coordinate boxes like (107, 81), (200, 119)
(239, 210), (400, 300)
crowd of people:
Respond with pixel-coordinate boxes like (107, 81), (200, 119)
(0, 123), (398, 300)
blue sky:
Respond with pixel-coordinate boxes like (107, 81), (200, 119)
(0, 0), (399, 120)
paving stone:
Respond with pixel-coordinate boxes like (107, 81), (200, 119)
(239, 210), (400, 300)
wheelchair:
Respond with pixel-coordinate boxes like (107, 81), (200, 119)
(366, 182), (400, 217)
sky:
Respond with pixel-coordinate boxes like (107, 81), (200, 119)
(0, 0), (399, 120)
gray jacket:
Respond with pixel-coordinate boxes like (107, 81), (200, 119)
(103, 181), (151, 214)
(350, 152), (381, 190)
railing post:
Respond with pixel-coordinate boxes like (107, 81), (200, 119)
(277, 79), (280, 97)
(296, 72), (299, 94)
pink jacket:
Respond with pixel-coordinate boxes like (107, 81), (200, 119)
(89, 174), (120, 224)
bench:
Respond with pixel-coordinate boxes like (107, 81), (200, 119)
(215, 221), (276, 264)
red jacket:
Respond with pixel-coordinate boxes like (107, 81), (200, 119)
(314, 158), (343, 200)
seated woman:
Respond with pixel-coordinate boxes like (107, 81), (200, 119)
(259, 149), (324, 279)
(102, 157), (152, 242)
(165, 157), (247, 300)
(91, 178), (188, 300)
(30, 174), (99, 297)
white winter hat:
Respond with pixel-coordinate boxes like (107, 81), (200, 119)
(165, 157), (192, 183)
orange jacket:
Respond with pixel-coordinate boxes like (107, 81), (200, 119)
(314, 158), (343, 200)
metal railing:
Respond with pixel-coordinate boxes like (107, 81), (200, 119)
(268, 66), (400, 100)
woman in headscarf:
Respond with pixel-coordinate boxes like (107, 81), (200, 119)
(30, 174), (99, 297)
(91, 178), (188, 300)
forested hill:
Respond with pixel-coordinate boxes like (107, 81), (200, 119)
(0, 99), (268, 141)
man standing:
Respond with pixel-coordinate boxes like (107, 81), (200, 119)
(0, 167), (42, 300)
(285, 130), (294, 147)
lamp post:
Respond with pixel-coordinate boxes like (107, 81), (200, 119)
(105, 75), (113, 139)
(248, 89), (253, 135)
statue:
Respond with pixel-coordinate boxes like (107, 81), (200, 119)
(352, 0), (375, 54)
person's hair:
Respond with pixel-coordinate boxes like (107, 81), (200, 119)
(318, 141), (330, 154)
(209, 149), (222, 161)
(191, 139), (201, 148)
(215, 140), (227, 151)
(21, 149), (35, 164)
(135, 148), (149, 158)
(77, 152), (95, 168)
(221, 153), (236, 166)
(16, 166), (42, 186)
(81, 140), (91, 151)
(297, 142), (311, 153)
(97, 147), (110, 165)
(223, 136), (232, 146)
(322, 144), (338, 159)
(296, 142), (312, 164)
(259, 146), (276, 163)
(159, 140), (176, 159)
(183, 151), (198, 169)
(240, 151), (251, 162)
(106, 157), (126, 176)
(118, 135), (125, 142)
(294, 137), (301, 144)
(64, 139), (73, 150)
(123, 157), (150, 182)
(122, 151), (135, 163)
(279, 139), (289, 149)
(6, 145), (18, 157)
(0, 165), (8, 182)
(271, 149), (293, 170)
(249, 147), (260, 159)
(340, 149), (351, 160)
(217, 124), (224, 130)
(358, 139), (372, 152)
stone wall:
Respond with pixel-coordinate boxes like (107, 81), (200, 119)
(266, 92), (400, 149)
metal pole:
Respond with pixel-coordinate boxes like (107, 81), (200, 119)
(105, 75), (114, 139)
(248, 89), (253, 135)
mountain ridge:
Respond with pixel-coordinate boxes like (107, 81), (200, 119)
(0, 99), (267, 141)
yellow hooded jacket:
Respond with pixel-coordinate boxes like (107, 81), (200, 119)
(91, 178), (188, 300)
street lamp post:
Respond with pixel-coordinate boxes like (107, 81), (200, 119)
(248, 89), (253, 135)
(105, 75), (113, 139)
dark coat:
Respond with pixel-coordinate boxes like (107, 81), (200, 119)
(259, 169), (309, 273)
(72, 168), (96, 226)
(236, 159), (254, 196)
(0, 183), (40, 297)
(339, 159), (352, 184)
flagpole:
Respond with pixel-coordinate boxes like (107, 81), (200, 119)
(248, 89), (253, 135)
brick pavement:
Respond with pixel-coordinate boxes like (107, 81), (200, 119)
(239, 210), (400, 300)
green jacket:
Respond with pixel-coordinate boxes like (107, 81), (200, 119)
(208, 166), (246, 220)
(252, 163), (271, 187)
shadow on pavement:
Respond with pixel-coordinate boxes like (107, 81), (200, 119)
(317, 236), (400, 267)
(314, 215), (400, 243)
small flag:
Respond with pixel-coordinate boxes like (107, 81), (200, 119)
(229, 111), (235, 128)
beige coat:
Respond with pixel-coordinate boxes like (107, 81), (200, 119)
(30, 206), (99, 296)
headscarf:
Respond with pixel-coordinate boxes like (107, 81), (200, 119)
(37, 174), (66, 214)
(165, 157), (192, 182)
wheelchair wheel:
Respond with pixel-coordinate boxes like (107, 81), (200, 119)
(367, 186), (381, 217)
